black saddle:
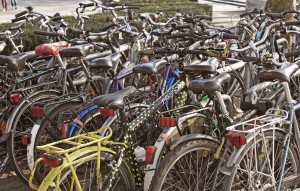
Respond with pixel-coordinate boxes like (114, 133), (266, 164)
(188, 73), (231, 96)
(0, 41), (6, 53)
(258, 63), (298, 83)
(93, 86), (137, 109)
(184, 58), (218, 75)
(59, 44), (94, 57)
(89, 52), (122, 70)
(0, 53), (29, 71)
(132, 59), (167, 75)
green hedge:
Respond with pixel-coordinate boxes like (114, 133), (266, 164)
(0, 0), (211, 55)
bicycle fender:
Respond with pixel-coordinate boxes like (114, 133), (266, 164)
(6, 89), (61, 133)
(224, 127), (286, 171)
(169, 134), (220, 150)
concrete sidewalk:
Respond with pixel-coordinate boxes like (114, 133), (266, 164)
(0, 0), (90, 23)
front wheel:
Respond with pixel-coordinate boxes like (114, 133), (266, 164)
(149, 138), (225, 191)
(224, 129), (300, 190)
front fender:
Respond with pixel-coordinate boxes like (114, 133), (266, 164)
(170, 134), (220, 150)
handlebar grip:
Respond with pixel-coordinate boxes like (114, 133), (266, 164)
(12, 16), (27, 23)
(34, 31), (59, 37)
(240, 12), (250, 17)
(82, 3), (95, 8)
(68, 28), (84, 34)
(15, 10), (27, 18)
(221, 32), (240, 40)
(266, 12), (283, 18)
(32, 15), (43, 24)
(284, 51), (300, 57)
(165, 32), (190, 39)
(241, 56), (260, 62)
(200, 15), (212, 21)
(99, 23), (116, 32)
(52, 16), (63, 22)
(173, 23), (193, 30)
(285, 20), (300, 26)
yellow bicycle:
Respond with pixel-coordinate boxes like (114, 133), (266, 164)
(29, 126), (135, 191)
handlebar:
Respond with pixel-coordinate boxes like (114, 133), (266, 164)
(34, 30), (59, 37)
(15, 10), (28, 18)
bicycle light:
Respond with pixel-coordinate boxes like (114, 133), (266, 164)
(226, 133), (246, 148)
(145, 145), (157, 164)
(31, 106), (44, 117)
(158, 117), (176, 127)
(9, 93), (23, 104)
(42, 153), (63, 168)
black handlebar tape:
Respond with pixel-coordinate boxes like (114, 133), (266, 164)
(284, 51), (300, 57)
(266, 12), (283, 18)
(241, 56), (260, 62)
(285, 20), (300, 26)
(173, 23), (193, 30)
(83, 3), (95, 8)
(165, 33), (190, 39)
(68, 28), (84, 34)
(34, 31), (58, 37)
(12, 16), (27, 23)
(99, 23), (116, 31)
(15, 10), (27, 18)
(32, 15), (43, 24)
(222, 32), (240, 40)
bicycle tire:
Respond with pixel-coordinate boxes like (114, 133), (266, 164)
(224, 129), (300, 190)
(7, 91), (61, 185)
(149, 138), (224, 191)
(55, 152), (135, 191)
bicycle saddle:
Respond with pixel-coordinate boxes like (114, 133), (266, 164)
(132, 59), (167, 75)
(184, 57), (218, 75)
(258, 63), (298, 83)
(188, 73), (231, 96)
(89, 52), (122, 70)
(0, 41), (6, 53)
(35, 41), (69, 57)
(0, 53), (29, 71)
(59, 44), (94, 57)
(93, 86), (137, 109)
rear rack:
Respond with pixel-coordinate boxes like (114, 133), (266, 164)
(226, 109), (289, 134)
(36, 126), (125, 155)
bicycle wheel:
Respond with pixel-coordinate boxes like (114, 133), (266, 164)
(7, 90), (61, 184)
(51, 152), (135, 191)
(224, 129), (300, 190)
(149, 138), (225, 191)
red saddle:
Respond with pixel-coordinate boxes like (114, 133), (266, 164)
(35, 41), (69, 57)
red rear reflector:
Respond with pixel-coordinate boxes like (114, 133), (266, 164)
(42, 153), (63, 168)
(159, 117), (176, 127)
(226, 133), (247, 148)
(21, 134), (31, 145)
(31, 106), (44, 117)
(145, 146), (157, 164)
(9, 93), (23, 104)
(60, 123), (68, 139)
(99, 107), (114, 117)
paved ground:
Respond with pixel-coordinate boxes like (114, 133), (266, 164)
(0, 0), (89, 23)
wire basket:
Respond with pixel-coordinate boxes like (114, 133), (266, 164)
(226, 109), (289, 134)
